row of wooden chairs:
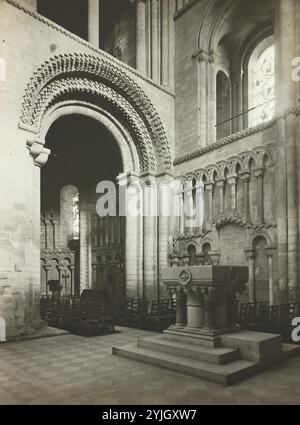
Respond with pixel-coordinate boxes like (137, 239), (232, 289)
(237, 302), (298, 340)
(116, 298), (176, 331)
(40, 295), (115, 336)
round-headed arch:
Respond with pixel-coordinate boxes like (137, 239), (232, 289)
(19, 53), (172, 174)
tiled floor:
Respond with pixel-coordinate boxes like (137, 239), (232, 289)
(0, 327), (300, 405)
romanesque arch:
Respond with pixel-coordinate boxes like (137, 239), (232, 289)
(19, 52), (172, 173)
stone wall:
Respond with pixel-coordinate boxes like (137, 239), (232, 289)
(0, 0), (174, 338)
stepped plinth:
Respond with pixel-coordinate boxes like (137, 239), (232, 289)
(113, 266), (300, 386)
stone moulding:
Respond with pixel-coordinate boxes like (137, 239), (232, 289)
(174, 120), (275, 166)
(214, 216), (277, 231)
(18, 52), (172, 173)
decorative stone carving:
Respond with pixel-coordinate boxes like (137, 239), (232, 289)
(162, 265), (249, 336)
(19, 53), (172, 173)
(26, 140), (50, 168)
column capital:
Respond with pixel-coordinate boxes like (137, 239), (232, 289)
(195, 49), (210, 63)
(215, 178), (225, 188)
(140, 172), (157, 186)
(244, 247), (256, 260)
(117, 172), (140, 187)
(239, 171), (250, 182)
(254, 167), (264, 178)
(27, 139), (50, 168)
(265, 245), (277, 257)
(227, 174), (237, 185)
(205, 182), (215, 191)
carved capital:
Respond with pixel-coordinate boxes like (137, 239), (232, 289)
(244, 247), (256, 261)
(254, 167), (264, 179)
(27, 140), (50, 168)
(265, 245), (277, 258)
(239, 171), (250, 182)
(227, 174), (237, 185)
(205, 182), (214, 191)
(196, 49), (210, 63)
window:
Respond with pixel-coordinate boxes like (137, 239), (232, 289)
(60, 185), (80, 245)
(249, 42), (275, 127)
(216, 71), (231, 139)
(73, 192), (80, 240)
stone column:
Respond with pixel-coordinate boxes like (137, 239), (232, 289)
(245, 248), (256, 303)
(254, 168), (264, 224)
(228, 175), (237, 215)
(184, 180), (194, 229)
(168, 0), (176, 91)
(26, 140), (50, 333)
(186, 290), (204, 329)
(44, 218), (51, 250)
(151, 0), (159, 83)
(44, 265), (51, 296)
(205, 182), (214, 228)
(136, 0), (147, 74)
(88, 0), (100, 48)
(70, 265), (75, 297)
(141, 173), (157, 301)
(157, 173), (174, 300)
(197, 53), (208, 148)
(92, 262), (98, 288)
(276, 118), (288, 303)
(275, 0), (298, 303)
(174, 183), (184, 234)
(216, 179), (225, 216)
(79, 204), (93, 293)
(265, 246), (276, 306)
(195, 180), (205, 229)
(175, 290), (187, 328)
(161, 0), (169, 86)
(240, 172), (250, 222)
(209, 54), (217, 143)
(203, 288), (215, 330)
(231, 70), (244, 132)
(275, 0), (297, 113)
(57, 265), (64, 294)
(52, 218), (58, 249)
(118, 172), (142, 299)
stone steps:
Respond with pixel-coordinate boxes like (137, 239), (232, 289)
(138, 335), (239, 364)
(113, 344), (258, 386)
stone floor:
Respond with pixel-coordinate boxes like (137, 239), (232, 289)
(0, 327), (300, 405)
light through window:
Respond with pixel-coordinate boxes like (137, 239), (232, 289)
(73, 193), (80, 240)
(249, 45), (275, 127)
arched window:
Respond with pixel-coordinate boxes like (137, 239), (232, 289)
(72, 192), (80, 240)
(216, 71), (231, 139)
(60, 185), (80, 246)
(248, 39), (275, 127)
(187, 244), (197, 266)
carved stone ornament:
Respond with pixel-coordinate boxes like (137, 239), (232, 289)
(178, 269), (192, 287)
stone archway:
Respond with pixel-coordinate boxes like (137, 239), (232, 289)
(19, 52), (172, 173)
(21, 53), (172, 335)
